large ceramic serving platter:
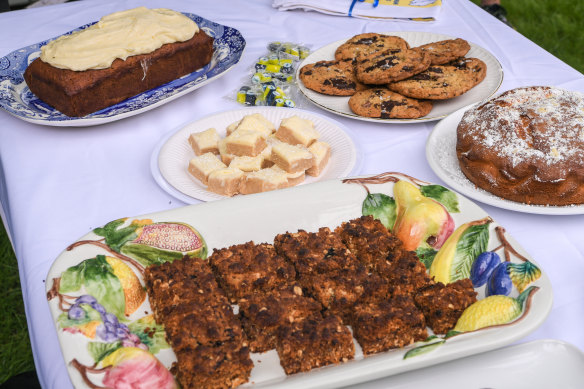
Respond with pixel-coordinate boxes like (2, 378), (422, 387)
(46, 172), (551, 389)
(0, 13), (245, 126)
(296, 31), (503, 123)
(152, 106), (362, 203)
(426, 104), (584, 215)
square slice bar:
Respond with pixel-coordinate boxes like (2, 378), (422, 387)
(238, 284), (323, 352)
(239, 168), (288, 194)
(414, 278), (477, 334)
(351, 295), (428, 355)
(276, 314), (355, 375)
(302, 269), (368, 320)
(162, 300), (244, 352)
(275, 115), (319, 147)
(172, 341), (253, 389)
(225, 129), (267, 157)
(379, 250), (433, 297)
(207, 167), (244, 197)
(274, 227), (356, 275)
(270, 142), (314, 173)
(188, 128), (221, 156)
(335, 215), (404, 272)
(144, 256), (226, 320)
(187, 152), (226, 185)
(208, 241), (296, 303)
(306, 141), (331, 177)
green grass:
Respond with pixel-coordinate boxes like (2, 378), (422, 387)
(0, 0), (583, 385)
(472, 0), (584, 73)
(0, 222), (35, 384)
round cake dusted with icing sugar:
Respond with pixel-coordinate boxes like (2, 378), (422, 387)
(456, 86), (584, 206)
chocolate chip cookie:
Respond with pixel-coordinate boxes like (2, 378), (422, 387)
(335, 33), (410, 61)
(299, 59), (368, 96)
(355, 48), (431, 85)
(387, 57), (487, 100)
(417, 38), (471, 65)
(348, 88), (433, 119)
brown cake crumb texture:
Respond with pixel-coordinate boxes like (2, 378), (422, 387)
(456, 86), (584, 205)
(144, 215), (478, 386)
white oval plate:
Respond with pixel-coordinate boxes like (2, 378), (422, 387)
(426, 104), (584, 215)
(46, 172), (552, 389)
(151, 106), (362, 203)
(297, 31), (503, 123)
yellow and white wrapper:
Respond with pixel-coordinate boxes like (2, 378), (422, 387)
(272, 0), (442, 21)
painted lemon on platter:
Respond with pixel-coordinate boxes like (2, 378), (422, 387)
(454, 286), (537, 332)
(104, 256), (146, 316)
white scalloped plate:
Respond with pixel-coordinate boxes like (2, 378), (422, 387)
(297, 31), (503, 123)
(426, 104), (584, 215)
(151, 106), (362, 203)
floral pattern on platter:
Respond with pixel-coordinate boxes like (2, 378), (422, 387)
(0, 13), (245, 126)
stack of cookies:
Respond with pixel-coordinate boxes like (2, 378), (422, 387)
(299, 33), (487, 119)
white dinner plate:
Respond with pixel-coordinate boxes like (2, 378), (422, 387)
(426, 104), (584, 215)
(45, 172), (552, 389)
(151, 106), (362, 203)
(0, 13), (245, 126)
(356, 339), (584, 389)
(297, 31), (503, 123)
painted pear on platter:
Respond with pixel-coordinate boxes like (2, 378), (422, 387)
(392, 180), (455, 251)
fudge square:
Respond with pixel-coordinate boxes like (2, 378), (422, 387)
(414, 278), (477, 334)
(172, 341), (253, 389)
(238, 284), (323, 353)
(351, 295), (428, 355)
(208, 241), (296, 303)
(276, 314), (355, 375)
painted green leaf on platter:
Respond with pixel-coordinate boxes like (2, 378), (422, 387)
(93, 218), (139, 253)
(420, 184), (460, 213)
(362, 193), (397, 230)
(59, 255), (126, 318)
(417, 247), (438, 269)
(450, 223), (490, 282)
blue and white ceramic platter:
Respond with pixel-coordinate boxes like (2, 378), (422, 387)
(0, 13), (246, 126)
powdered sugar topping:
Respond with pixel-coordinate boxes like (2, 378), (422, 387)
(459, 86), (584, 172)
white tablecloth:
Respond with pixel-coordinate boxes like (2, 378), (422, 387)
(1, 0), (583, 388)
